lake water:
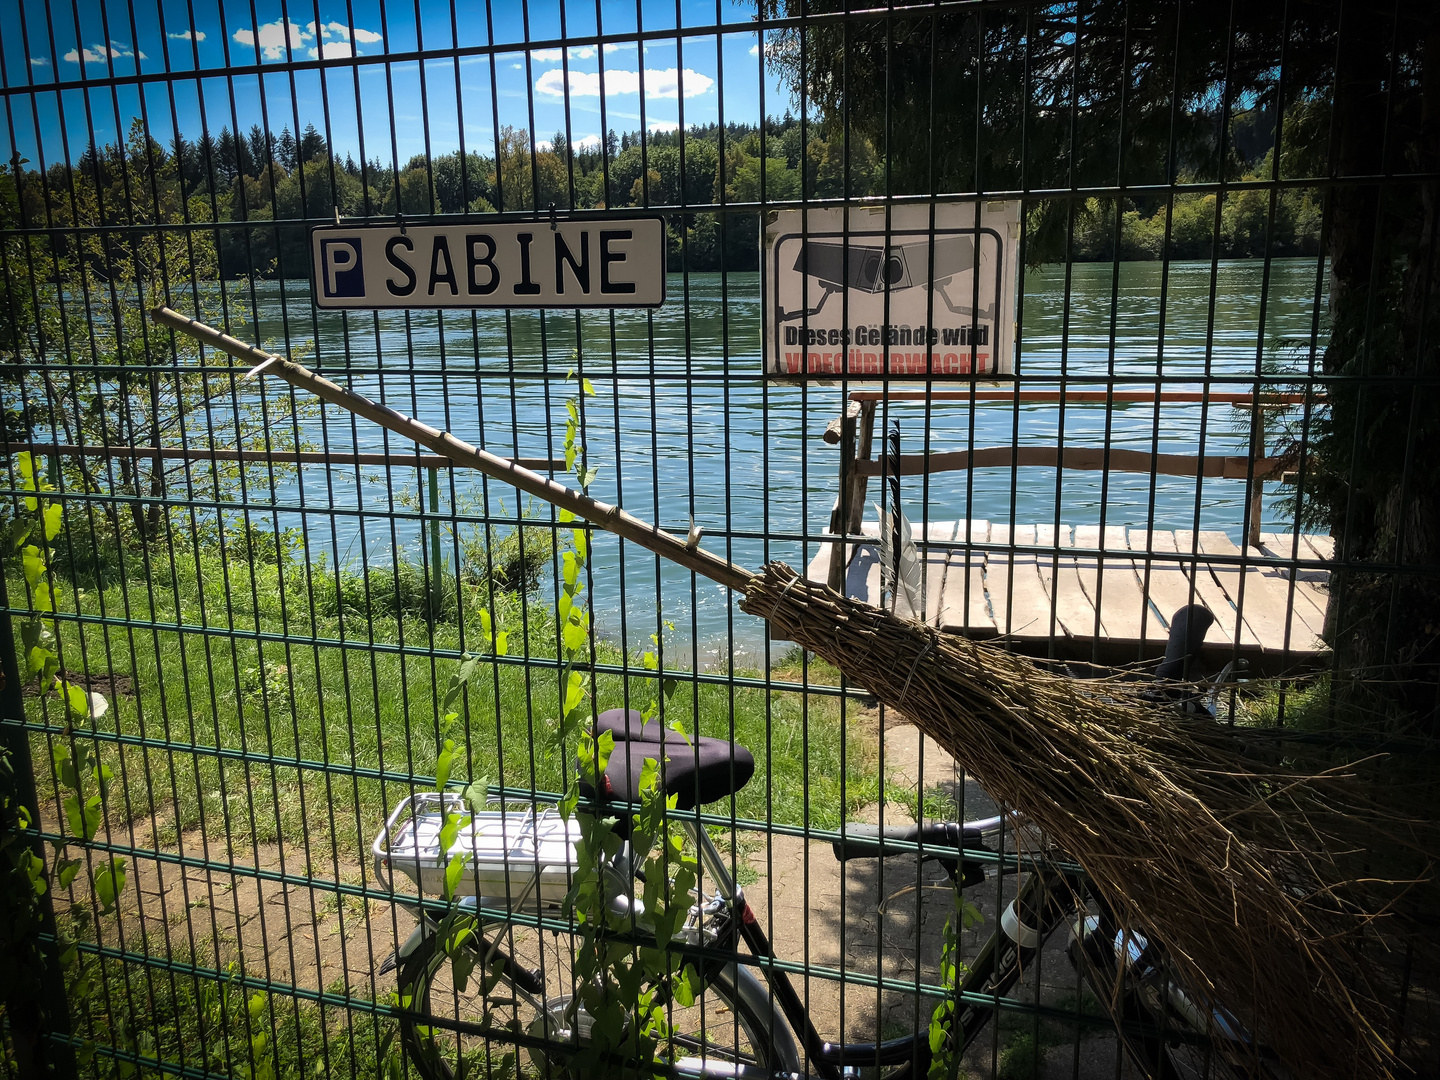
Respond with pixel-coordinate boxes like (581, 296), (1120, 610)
(240, 257), (1325, 662)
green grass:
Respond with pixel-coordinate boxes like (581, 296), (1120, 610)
(19, 527), (880, 870)
(67, 943), (405, 1080)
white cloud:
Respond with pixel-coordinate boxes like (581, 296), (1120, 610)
(306, 21), (381, 44)
(63, 43), (131, 63)
(535, 66), (714, 100)
(309, 40), (354, 59)
(512, 62), (523, 69)
(604, 42), (633, 53)
(534, 139), (552, 151)
(648, 118), (679, 133)
(748, 44), (759, 56)
(530, 45), (598, 63)
(30, 57), (49, 66)
(573, 133), (602, 151)
(233, 19), (310, 60)
(168, 29), (206, 41)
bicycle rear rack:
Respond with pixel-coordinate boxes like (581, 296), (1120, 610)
(372, 793), (581, 908)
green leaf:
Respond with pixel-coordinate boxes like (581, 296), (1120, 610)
(26, 851), (46, 895)
(58, 857), (83, 889)
(443, 853), (465, 900)
(572, 529), (588, 560)
(22, 546), (45, 588)
(580, 467), (598, 489)
(563, 672), (586, 719)
(566, 399), (579, 424)
(493, 630), (509, 656)
(248, 992), (268, 1021)
(435, 741), (455, 791)
(462, 779), (491, 817)
(562, 618), (588, 654)
(450, 947), (476, 993)
(562, 551), (579, 588)
(9, 517), (33, 549)
(582, 378), (595, 396)
(16, 451), (34, 486)
(52, 743), (74, 787)
(438, 813), (462, 853)
(672, 965), (698, 1007)
(95, 856), (127, 913)
(558, 508), (575, 524)
(63, 793), (102, 840)
(43, 502), (63, 541)
(63, 681), (90, 718)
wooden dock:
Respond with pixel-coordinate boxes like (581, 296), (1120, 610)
(805, 522), (1333, 673)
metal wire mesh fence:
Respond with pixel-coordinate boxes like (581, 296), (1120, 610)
(2, 0), (1437, 1077)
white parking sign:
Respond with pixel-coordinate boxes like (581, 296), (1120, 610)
(311, 218), (667, 309)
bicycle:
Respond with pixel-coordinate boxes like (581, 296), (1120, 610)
(372, 605), (1268, 1079)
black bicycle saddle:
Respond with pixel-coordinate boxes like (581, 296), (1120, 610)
(577, 709), (756, 829)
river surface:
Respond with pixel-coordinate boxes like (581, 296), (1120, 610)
(239, 257), (1325, 662)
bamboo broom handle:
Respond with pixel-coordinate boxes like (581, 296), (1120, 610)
(150, 306), (756, 594)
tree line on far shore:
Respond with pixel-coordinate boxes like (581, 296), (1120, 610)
(3, 107), (1319, 281)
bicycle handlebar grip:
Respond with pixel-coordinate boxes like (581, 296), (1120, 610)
(831, 822), (979, 862)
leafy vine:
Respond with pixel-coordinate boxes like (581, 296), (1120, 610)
(3, 450), (124, 1069)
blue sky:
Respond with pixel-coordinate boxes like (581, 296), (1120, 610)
(2, 0), (792, 171)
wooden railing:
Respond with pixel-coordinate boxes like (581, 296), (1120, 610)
(822, 390), (1311, 591)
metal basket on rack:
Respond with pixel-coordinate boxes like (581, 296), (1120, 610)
(372, 793), (581, 908)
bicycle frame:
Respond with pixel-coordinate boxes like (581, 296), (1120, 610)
(376, 793), (1260, 1080)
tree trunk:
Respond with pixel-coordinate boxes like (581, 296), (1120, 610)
(1322, 6), (1440, 724)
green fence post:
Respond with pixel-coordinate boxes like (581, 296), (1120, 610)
(0, 591), (80, 1080)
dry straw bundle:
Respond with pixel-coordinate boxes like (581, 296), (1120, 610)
(743, 561), (1427, 1080)
(153, 308), (1433, 1080)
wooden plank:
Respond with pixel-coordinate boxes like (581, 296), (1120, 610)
(985, 524), (1052, 639)
(843, 543), (884, 606)
(1257, 532), (1330, 626)
(921, 520), (959, 626)
(805, 544), (832, 586)
(855, 446), (1281, 481)
(1189, 531), (1324, 655)
(1171, 531), (1264, 651)
(1251, 534), (1327, 636)
(1071, 525), (1166, 647)
(1059, 525), (1108, 641)
(1128, 530), (1248, 648)
(1033, 524), (1102, 641)
(938, 520), (995, 637)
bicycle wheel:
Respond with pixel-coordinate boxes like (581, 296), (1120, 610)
(396, 916), (792, 1079)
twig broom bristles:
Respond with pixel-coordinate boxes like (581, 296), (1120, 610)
(152, 307), (1425, 1080)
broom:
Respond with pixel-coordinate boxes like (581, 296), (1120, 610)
(151, 306), (1427, 1080)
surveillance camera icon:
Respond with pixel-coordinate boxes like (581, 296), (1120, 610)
(780, 235), (991, 322)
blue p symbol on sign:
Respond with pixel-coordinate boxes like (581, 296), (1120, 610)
(321, 238), (365, 298)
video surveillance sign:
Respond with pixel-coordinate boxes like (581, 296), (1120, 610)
(763, 201), (1020, 378)
(310, 218), (666, 309)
